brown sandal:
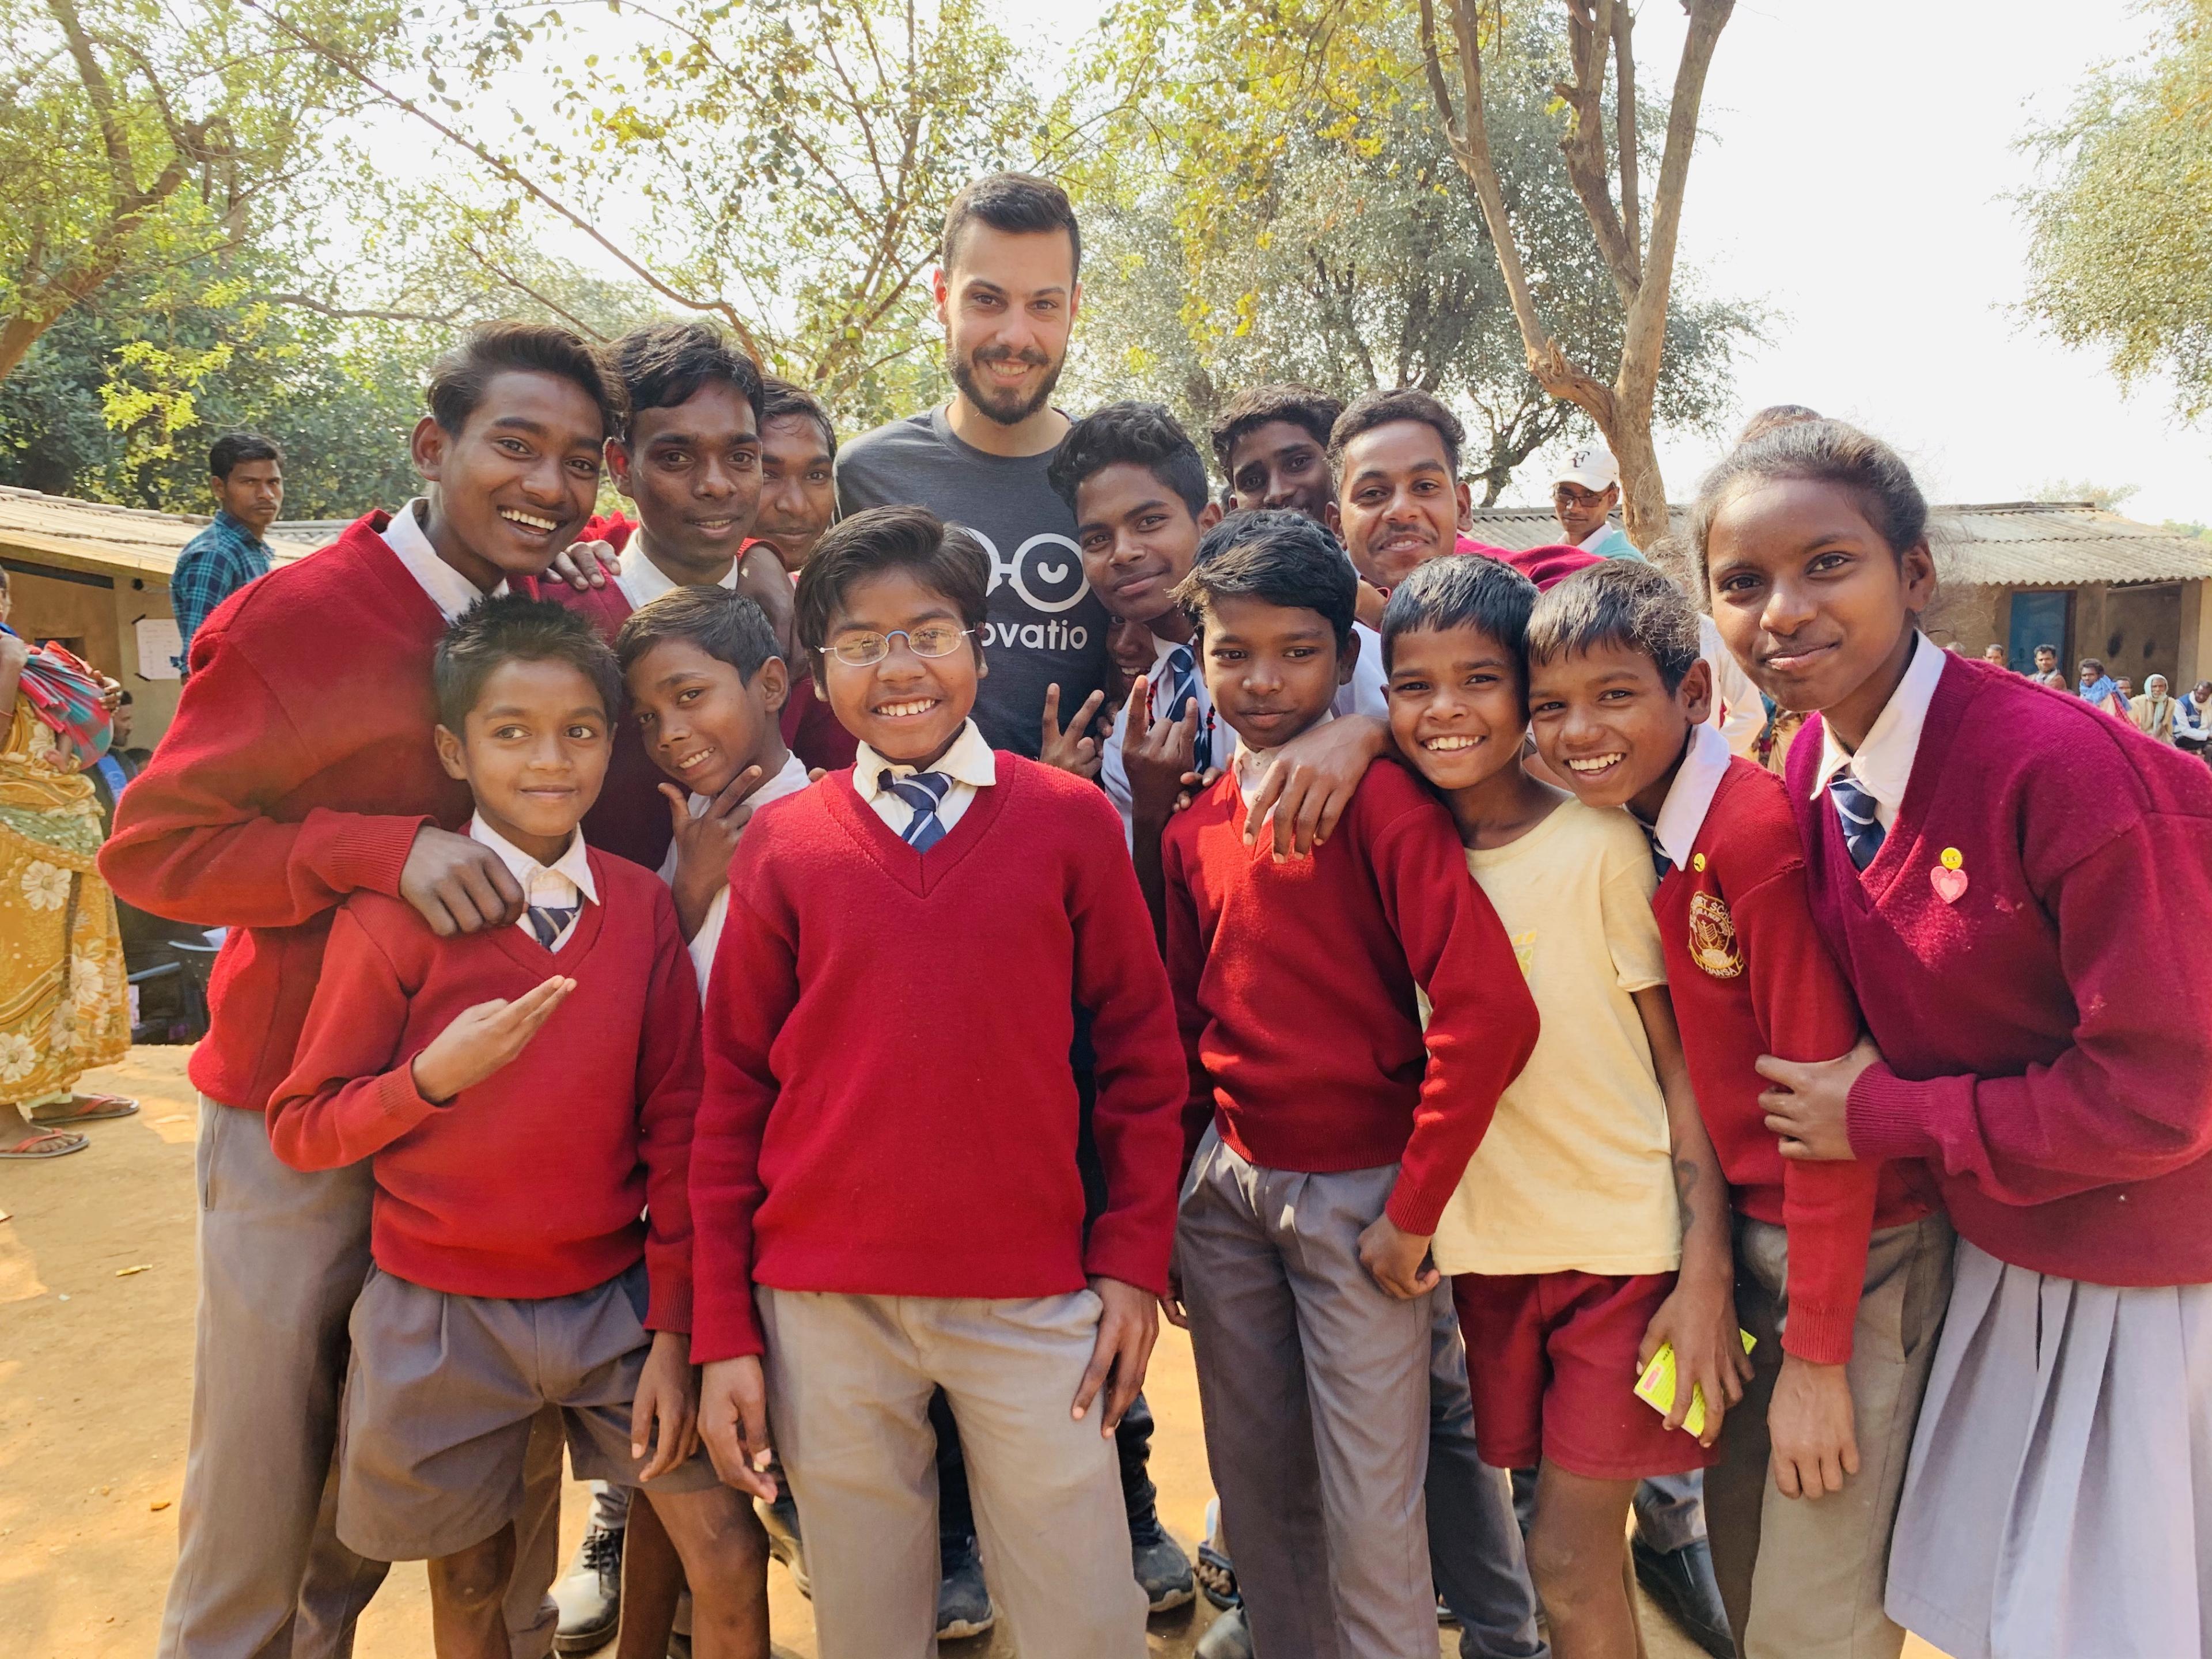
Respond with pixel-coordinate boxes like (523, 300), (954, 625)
(1, 1128), (88, 1159)
(29, 1093), (138, 1125)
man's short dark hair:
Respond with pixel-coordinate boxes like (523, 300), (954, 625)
(1175, 509), (1356, 650)
(426, 321), (624, 442)
(433, 593), (623, 731)
(1380, 552), (1539, 681)
(209, 432), (282, 480)
(760, 376), (838, 460)
(1047, 402), (1210, 518)
(1525, 560), (1702, 692)
(942, 172), (1080, 279)
(794, 505), (990, 661)
(1330, 388), (1465, 479)
(610, 321), (765, 441)
(1209, 384), (1344, 478)
(2036, 642), (2058, 656)
(615, 585), (782, 683)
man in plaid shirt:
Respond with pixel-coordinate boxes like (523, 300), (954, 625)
(172, 433), (285, 671)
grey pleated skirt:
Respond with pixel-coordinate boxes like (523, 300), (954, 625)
(1885, 1237), (2212, 1658)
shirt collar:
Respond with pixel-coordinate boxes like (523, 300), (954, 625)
(1648, 721), (1731, 866)
(382, 498), (506, 623)
(616, 540), (738, 610)
(692, 750), (810, 815)
(1811, 631), (1944, 809)
(468, 812), (597, 907)
(852, 719), (996, 801)
(213, 509), (270, 552)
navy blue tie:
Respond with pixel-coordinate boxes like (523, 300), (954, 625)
(883, 770), (953, 853)
(1645, 828), (1673, 880)
(1163, 644), (1211, 772)
(1828, 769), (1885, 872)
(528, 904), (577, 949)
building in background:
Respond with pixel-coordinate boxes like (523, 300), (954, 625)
(1466, 498), (2212, 691)
(0, 486), (330, 748)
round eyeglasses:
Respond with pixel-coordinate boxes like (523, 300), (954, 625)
(817, 626), (975, 668)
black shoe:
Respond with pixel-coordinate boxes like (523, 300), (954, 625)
(755, 1494), (809, 1599)
(1630, 1536), (1736, 1659)
(552, 1520), (623, 1655)
(1129, 1515), (1196, 1612)
(937, 1544), (998, 1640)
(1195, 1605), (1256, 1659)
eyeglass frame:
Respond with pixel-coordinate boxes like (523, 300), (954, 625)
(814, 625), (978, 669)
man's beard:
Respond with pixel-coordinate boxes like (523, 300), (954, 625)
(948, 343), (1064, 427)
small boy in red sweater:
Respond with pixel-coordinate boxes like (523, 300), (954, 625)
(1522, 559), (1946, 1659)
(1160, 510), (1540, 1659)
(688, 504), (1186, 1659)
(268, 597), (771, 1659)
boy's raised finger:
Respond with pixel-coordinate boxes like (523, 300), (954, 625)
(711, 764), (766, 817)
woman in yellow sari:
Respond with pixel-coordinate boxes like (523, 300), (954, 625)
(0, 572), (130, 1160)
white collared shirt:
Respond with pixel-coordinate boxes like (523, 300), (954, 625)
(852, 718), (997, 840)
(468, 812), (596, 950)
(656, 750), (812, 995)
(1578, 523), (1645, 563)
(1698, 615), (1767, 758)
(382, 498), (507, 622)
(1334, 620), (1392, 722)
(615, 540), (739, 612)
(1647, 721), (1732, 869)
(1810, 631), (1944, 833)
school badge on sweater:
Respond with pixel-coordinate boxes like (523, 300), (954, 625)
(1688, 892), (1743, 979)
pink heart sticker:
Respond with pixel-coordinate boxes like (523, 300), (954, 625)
(1930, 865), (1968, 904)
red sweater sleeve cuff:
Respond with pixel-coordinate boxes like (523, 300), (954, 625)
(1082, 1223), (1172, 1299)
(1847, 1063), (1941, 1162)
(1778, 1298), (1859, 1366)
(302, 809), (434, 899)
(644, 1272), (693, 1337)
(1383, 1168), (1458, 1238)
(373, 1064), (444, 1134)
(687, 1308), (763, 1366)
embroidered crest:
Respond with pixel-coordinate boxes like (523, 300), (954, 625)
(1688, 892), (1743, 979)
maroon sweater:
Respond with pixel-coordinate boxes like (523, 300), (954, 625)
(101, 515), (468, 1111)
(1161, 759), (1539, 1236)
(1657, 757), (1931, 1364)
(267, 854), (701, 1328)
(688, 757), (1185, 1363)
(1788, 654), (2212, 1285)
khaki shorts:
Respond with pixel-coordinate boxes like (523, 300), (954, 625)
(336, 1260), (720, 1561)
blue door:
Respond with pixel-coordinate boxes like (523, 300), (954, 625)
(2008, 591), (2070, 673)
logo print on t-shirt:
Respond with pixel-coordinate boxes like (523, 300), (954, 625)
(1688, 892), (1743, 979)
(967, 527), (1092, 615)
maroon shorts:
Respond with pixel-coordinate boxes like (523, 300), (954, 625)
(1451, 1269), (1719, 1481)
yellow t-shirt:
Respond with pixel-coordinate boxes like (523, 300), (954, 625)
(1430, 798), (1680, 1278)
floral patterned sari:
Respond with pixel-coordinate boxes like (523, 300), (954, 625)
(0, 696), (128, 1100)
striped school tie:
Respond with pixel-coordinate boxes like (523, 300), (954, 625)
(1645, 827), (1672, 880)
(1828, 768), (1885, 871)
(528, 904), (577, 949)
(882, 770), (953, 853)
(1163, 643), (1211, 773)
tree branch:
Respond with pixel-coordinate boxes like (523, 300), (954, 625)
(1613, 1), (1639, 278)
(1555, 0), (1641, 306)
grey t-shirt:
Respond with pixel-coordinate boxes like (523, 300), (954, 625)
(835, 406), (1110, 758)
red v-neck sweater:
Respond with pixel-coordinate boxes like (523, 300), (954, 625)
(267, 851), (702, 1329)
(687, 756), (1185, 1363)
(1656, 757), (1932, 1365)
(100, 514), (469, 1111)
(1788, 654), (2212, 1285)
(1161, 759), (1539, 1236)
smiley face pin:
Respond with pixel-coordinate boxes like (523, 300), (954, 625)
(1930, 846), (1967, 904)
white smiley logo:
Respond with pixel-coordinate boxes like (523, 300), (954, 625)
(963, 528), (1093, 614)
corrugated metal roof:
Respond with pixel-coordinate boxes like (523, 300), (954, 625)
(0, 484), (327, 581)
(1465, 499), (2212, 587)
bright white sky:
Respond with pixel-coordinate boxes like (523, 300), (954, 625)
(1032, 0), (2207, 519)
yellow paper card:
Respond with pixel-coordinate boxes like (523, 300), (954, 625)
(1634, 1331), (1757, 1439)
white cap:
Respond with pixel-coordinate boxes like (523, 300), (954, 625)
(1556, 446), (1619, 492)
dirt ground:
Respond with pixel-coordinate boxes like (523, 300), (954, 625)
(1, 1048), (1946, 1658)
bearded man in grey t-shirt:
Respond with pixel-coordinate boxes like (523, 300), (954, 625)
(835, 173), (1111, 762)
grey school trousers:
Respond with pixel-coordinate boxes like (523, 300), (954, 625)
(1703, 1213), (1953, 1659)
(757, 1285), (1147, 1659)
(1178, 1128), (1441, 1659)
(157, 1096), (561, 1659)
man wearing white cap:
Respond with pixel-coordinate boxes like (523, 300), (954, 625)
(1552, 446), (1643, 562)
